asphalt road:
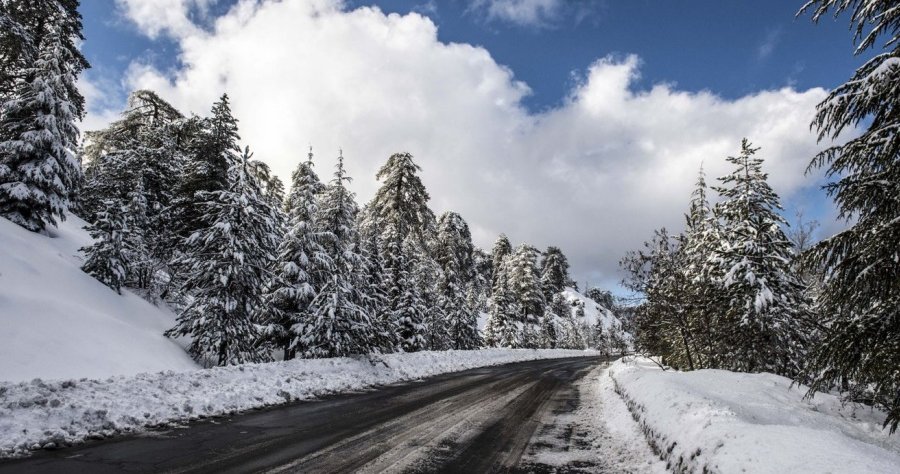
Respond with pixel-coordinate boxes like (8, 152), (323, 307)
(0, 356), (604, 473)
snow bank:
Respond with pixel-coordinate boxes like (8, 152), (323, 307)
(0, 215), (199, 382)
(0, 348), (596, 458)
(609, 357), (900, 473)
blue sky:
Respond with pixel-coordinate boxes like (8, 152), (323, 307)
(77, 0), (866, 289)
(80, 0), (867, 113)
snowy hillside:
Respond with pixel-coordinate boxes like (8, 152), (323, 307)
(561, 287), (626, 335)
(0, 215), (198, 382)
(609, 357), (900, 473)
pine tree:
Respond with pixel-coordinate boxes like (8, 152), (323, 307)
(508, 244), (545, 348)
(165, 148), (279, 366)
(262, 149), (327, 360)
(172, 94), (241, 243)
(435, 212), (480, 350)
(540, 246), (572, 301)
(302, 151), (378, 358)
(712, 139), (808, 376)
(490, 234), (512, 287)
(0, 22), (82, 231)
(368, 152), (435, 352)
(801, 0), (900, 432)
(80, 200), (128, 294)
(484, 257), (520, 347)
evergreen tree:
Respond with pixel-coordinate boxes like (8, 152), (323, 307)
(490, 234), (512, 287)
(540, 246), (572, 301)
(80, 200), (128, 294)
(801, 0), (900, 432)
(712, 139), (808, 376)
(302, 152), (378, 358)
(484, 257), (519, 347)
(368, 152), (435, 352)
(165, 148), (279, 366)
(0, 22), (82, 231)
(508, 244), (545, 348)
(0, 0), (88, 116)
(435, 212), (480, 350)
(262, 149), (327, 360)
(172, 94), (241, 242)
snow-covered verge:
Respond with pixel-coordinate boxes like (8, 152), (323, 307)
(609, 357), (900, 473)
(0, 348), (596, 458)
(522, 363), (666, 472)
(0, 215), (198, 382)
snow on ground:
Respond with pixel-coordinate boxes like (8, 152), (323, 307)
(0, 215), (198, 383)
(521, 362), (667, 473)
(0, 348), (596, 458)
(609, 357), (900, 473)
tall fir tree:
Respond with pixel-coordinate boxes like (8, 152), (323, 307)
(0, 20), (83, 231)
(435, 212), (480, 350)
(490, 234), (512, 287)
(484, 257), (520, 347)
(368, 152), (435, 352)
(801, 0), (900, 432)
(262, 149), (327, 360)
(712, 139), (809, 376)
(165, 147), (280, 366)
(508, 244), (545, 348)
(302, 151), (378, 358)
(540, 246), (572, 301)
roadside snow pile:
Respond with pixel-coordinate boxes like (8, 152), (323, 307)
(0, 215), (198, 382)
(609, 357), (900, 473)
(0, 348), (596, 458)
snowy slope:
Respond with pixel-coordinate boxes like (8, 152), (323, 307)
(609, 357), (900, 473)
(0, 348), (596, 457)
(0, 215), (198, 382)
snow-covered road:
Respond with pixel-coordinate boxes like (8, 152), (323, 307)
(3, 356), (649, 473)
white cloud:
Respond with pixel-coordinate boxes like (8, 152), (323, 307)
(469, 0), (564, 28)
(92, 0), (835, 288)
(114, 0), (217, 39)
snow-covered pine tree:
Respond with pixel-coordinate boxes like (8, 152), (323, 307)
(484, 257), (520, 347)
(800, 0), (900, 432)
(79, 91), (184, 294)
(368, 152), (435, 352)
(508, 244), (545, 348)
(172, 94), (241, 242)
(540, 246), (572, 301)
(262, 149), (327, 360)
(712, 139), (809, 376)
(435, 212), (480, 350)
(681, 166), (721, 369)
(302, 151), (378, 358)
(359, 229), (397, 352)
(0, 21), (82, 231)
(621, 228), (698, 368)
(490, 234), (512, 287)
(165, 147), (279, 366)
(80, 200), (128, 294)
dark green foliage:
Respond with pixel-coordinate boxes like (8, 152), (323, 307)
(801, 0), (900, 432)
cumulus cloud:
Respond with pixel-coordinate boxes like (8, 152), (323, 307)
(90, 0), (834, 288)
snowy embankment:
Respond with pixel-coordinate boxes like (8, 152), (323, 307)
(0, 215), (198, 382)
(0, 348), (596, 458)
(609, 357), (900, 473)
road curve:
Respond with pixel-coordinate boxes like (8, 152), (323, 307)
(0, 356), (603, 473)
